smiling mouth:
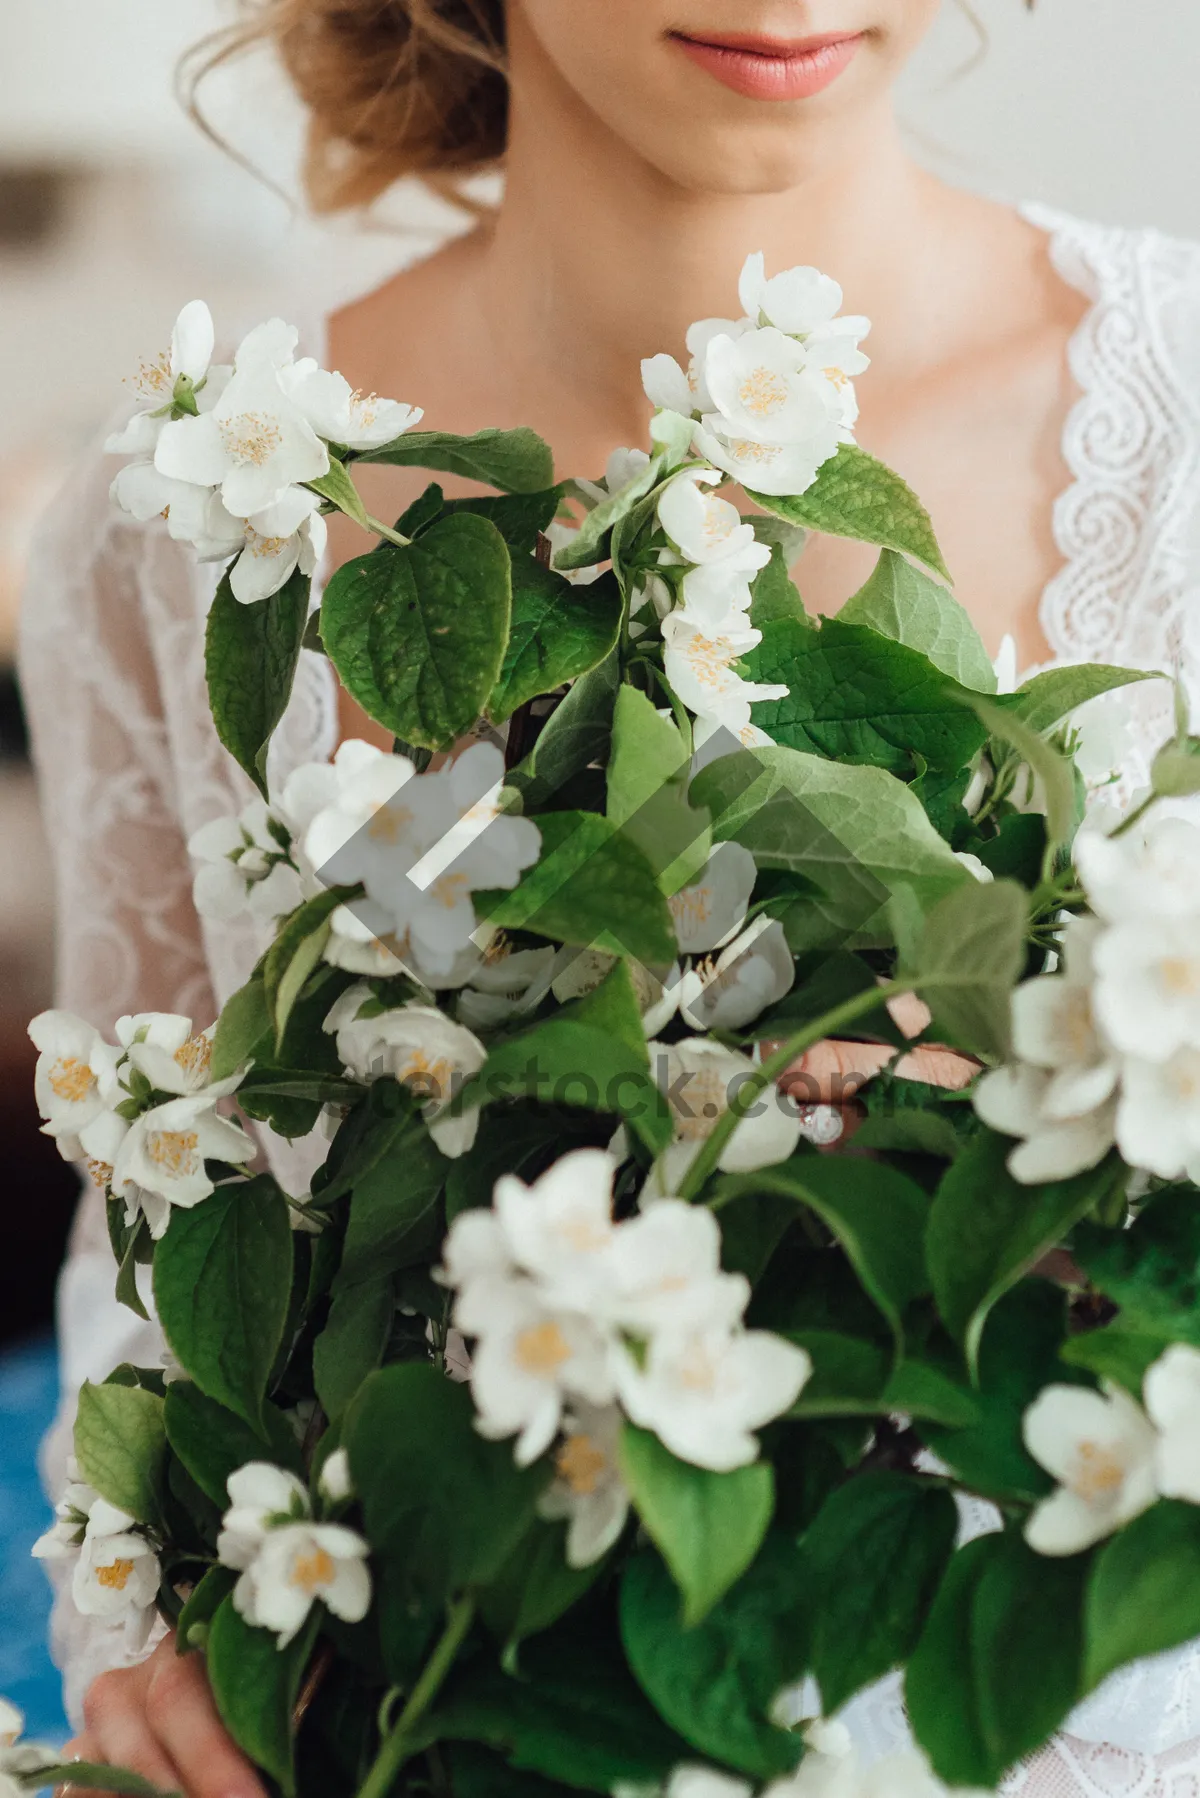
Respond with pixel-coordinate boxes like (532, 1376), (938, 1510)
(668, 29), (865, 101)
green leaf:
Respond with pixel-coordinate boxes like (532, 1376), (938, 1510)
(306, 453), (369, 527)
(784, 1329), (890, 1416)
(14, 1765), (178, 1798)
(446, 486), (566, 552)
(746, 618), (988, 776)
(961, 692), (1077, 850)
(468, 1017), (671, 1156)
(477, 1520), (609, 1650)
(554, 456), (665, 570)
(749, 529), (810, 629)
(606, 685), (711, 893)
(262, 888), (353, 1047)
(359, 426), (555, 494)
(345, 1363), (544, 1601)
(691, 746), (968, 952)
(1084, 1500), (1200, 1690)
(506, 651), (619, 810)
(313, 1271), (395, 1421)
(748, 442), (949, 578)
(176, 1565), (236, 1653)
(206, 1598), (316, 1797)
(564, 958), (649, 1061)
(445, 1110), (569, 1222)
(432, 1628), (688, 1792)
(619, 1425), (774, 1626)
(906, 1533), (1087, 1788)
(339, 1107), (447, 1283)
(905, 876), (1028, 1059)
(74, 1382), (167, 1524)
(1059, 1326), (1169, 1396)
(839, 549), (996, 691)
(211, 976), (271, 1082)
(487, 564), (622, 725)
(801, 1472), (958, 1714)
(1006, 664), (1163, 734)
(1152, 737), (1200, 797)
(850, 1110), (963, 1161)
(154, 1176), (294, 1429)
(1074, 1189), (1200, 1345)
(204, 570), (310, 797)
(479, 810), (678, 965)
(445, 1743), (584, 1798)
(320, 514), (511, 750)
(619, 1540), (806, 1779)
(715, 1156), (931, 1348)
(928, 1133), (1123, 1372)
(164, 1382), (303, 1508)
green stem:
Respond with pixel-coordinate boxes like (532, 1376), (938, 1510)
(1110, 789), (1157, 839)
(355, 1596), (475, 1798)
(676, 977), (911, 1201)
(365, 514), (412, 550)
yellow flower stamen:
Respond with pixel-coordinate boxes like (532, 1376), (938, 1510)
(49, 1056), (94, 1104)
(290, 1546), (336, 1594)
(555, 1434), (608, 1497)
(514, 1321), (572, 1376)
(96, 1558), (136, 1592)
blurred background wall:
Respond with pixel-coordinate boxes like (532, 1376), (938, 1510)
(0, 0), (1193, 1729)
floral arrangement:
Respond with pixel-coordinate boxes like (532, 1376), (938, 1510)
(16, 251), (1200, 1798)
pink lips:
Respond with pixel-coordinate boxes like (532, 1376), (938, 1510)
(670, 29), (864, 101)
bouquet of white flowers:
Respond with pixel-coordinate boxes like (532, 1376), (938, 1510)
(19, 252), (1200, 1798)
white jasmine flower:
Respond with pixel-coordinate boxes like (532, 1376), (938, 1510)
(324, 986), (485, 1158)
(189, 798), (303, 926)
(692, 711), (776, 755)
(1076, 814), (1200, 926)
(692, 423), (837, 499)
(993, 633), (1019, 695)
(616, 1320), (810, 1472)
(284, 363), (422, 451)
(217, 1462), (311, 1572)
(232, 1520), (371, 1647)
(575, 446), (653, 508)
(657, 469), (771, 573)
(455, 941), (557, 1030)
(665, 1769), (752, 1798)
(661, 612), (787, 730)
(773, 1742), (957, 1798)
(537, 1403), (630, 1568)
(973, 1060), (1116, 1184)
(1022, 1383), (1158, 1555)
(72, 1498), (161, 1650)
(109, 1090), (254, 1226)
(107, 300), (218, 454)
(545, 519), (607, 586)
(491, 1150), (619, 1313)
(1092, 916), (1200, 1062)
(31, 1461), (98, 1563)
(601, 1200), (748, 1336)
(28, 1010), (120, 1160)
(649, 1038), (804, 1186)
(641, 316), (746, 419)
(109, 460), (235, 550)
(953, 851), (994, 883)
(703, 326), (843, 452)
(458, 1276), (617, 1466)
(1144, 1344), (1200, 1502)
(1115, 1049), (1200, 1180)
(155, 319), (329, 519)
(118, 1015), (221, 1097)
(738, 253), (845, 337)
(318, 1448), (354, 1507)
(228, 486), (328, 605)
(678, 916), (795, 1033)
(669, 844), (758, 956)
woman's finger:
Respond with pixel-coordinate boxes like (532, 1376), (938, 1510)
(141, 1646), (266, 1798)
(77, 1672), (182, 1795)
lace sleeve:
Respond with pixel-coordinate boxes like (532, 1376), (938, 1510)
(18, 447), (213, 1724)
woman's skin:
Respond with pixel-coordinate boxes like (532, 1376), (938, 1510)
(67, 3), (1088, 1787)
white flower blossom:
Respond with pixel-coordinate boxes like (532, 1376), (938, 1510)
(455, 941), (557, 1030)
(231, 1521), (372, 1647)
(28, 1010), (120, 1160)
(545, 519), (607, 586)
(677, 916), (795, 1034)
(284, 362), (422, 451)
(704, 326), (845, 452)
(1076, 814), (1200, 926)
(227, 486), (328, 605)
(575, 446), (653, 509)
(661, 612), (786, 734)
(189, 798), (303, 925)
(649, 1038), (803, 1188)
(1023, 1383), (1158, 1555)
(108, 1089), (254, 1229)
(1145, 1344), (1200, 1502)
(615, 1320), (810, 1472)
(738, 254), (845, 337)
(657, 469), (770, 574)
(69, 1496), (162, 1651)
(324, 985), (485, 1157)
(537, 1403), (630, 1568)
(107, 300), (218, 455)
(1115, 1048), (1200, 1181)
(668, 844), (758, 956)
(217, 1462), (311, 1573)
(318, 1448), (355, 1507)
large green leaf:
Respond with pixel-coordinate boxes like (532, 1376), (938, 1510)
(783, 1332), (978, 1428)
(906, 1533), (1087, 1788)
(154, 1175), (293, 1429)
(905, 876), (1028, 1060)
(1084, 1501), (1200, 1690)
(467, 1017), (671, 1156)
(261, 887), (356, 1047)
(74, 1382), (167, 1525)
(749, 526), (810, 628)
(486, 565), (622, 725)
(358, 426), (555, 494)
(345, 1363), (545, 1601)
(746, 618), (988, 775)
(338, 1108), (447, 1283)
(800, 1472), (958, 1714)
(748, 442), (949, 578)
(619, 1426), (774, 1626)
(715, 1156), (931, 1347)
(446, 486), (565, 552)
(163, 1381), (303, 1508)
(312, 1271), (395, 1421)
(477, 1521), (609, 1652)
(554, 456), (666, 571)
(839, 549), (995, 691)
(206, 1598), (317, 1797)
(507, 652), (620, 810)
(320, 513), (511, 749)
(606, 685), (711, 893)
(479, 810), (678, 964)
(1005, 664), (1163, 734)
(205, 569), (309, 797)
(1074, 1188), (1200, 1345)
(928, 1132), (1124, 1372)
(619, 1541), (807, 1779)
(691, 746), (968, 951)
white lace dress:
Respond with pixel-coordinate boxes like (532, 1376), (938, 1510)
(19, 204), (1200, 1793)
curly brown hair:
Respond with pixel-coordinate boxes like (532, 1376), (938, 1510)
(187, 0), (507, 212)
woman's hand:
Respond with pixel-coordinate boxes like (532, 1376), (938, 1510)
(777, 991), (981, 1128)
(65, 1634), (265, 1798)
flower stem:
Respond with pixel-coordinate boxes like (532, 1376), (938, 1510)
(365, 514), (412, 550)
(676, 978), (912, 1202)
(1110, 790), (1157, 840)
(354, 1596), (475, 1798)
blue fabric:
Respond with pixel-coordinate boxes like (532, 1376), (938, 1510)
(0, 1338), (68, 1744)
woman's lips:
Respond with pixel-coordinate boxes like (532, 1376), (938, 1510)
(670, 30), (863, 101)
